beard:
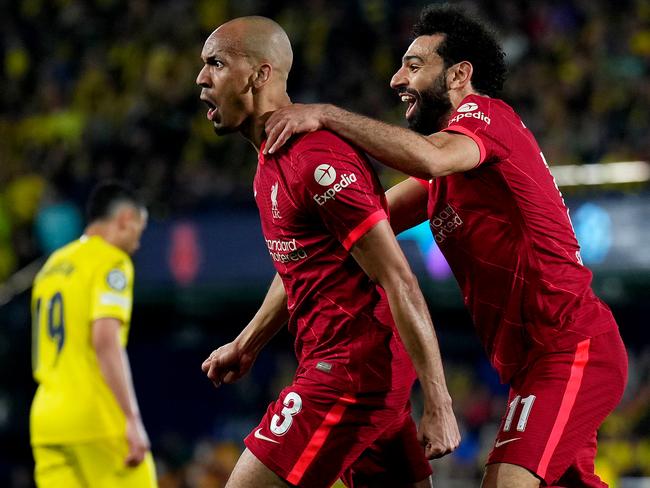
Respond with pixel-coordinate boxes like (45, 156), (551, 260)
(406, 71), (452, 135)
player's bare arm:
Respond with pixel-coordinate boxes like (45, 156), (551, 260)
(264, 104), (480, 178)
(202, 273), (289, 387)
(350, 219), (460, 459)
(93, 317), (150, 467)
(386, 178), (429, 235)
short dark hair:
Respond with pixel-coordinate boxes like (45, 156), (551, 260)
(413, 4), (506, 97)
(86, 181), (143, 223)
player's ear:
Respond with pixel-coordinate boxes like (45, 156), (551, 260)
(447, 61), (473, 90)
(115, 206), (135, 230)
(253, 63), (272, 88)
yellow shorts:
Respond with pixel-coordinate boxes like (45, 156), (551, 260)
(33, 438), (157, 488)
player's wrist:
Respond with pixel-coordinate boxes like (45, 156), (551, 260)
(234, 331), (261, 357)
(421, 380), (453, 406)
(319, 104), (339, 129)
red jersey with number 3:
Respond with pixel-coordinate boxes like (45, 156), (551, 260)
(420, 94), (616, 382)
(255, 130), (415, 393)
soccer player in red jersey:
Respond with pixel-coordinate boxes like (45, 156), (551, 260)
(196, 16), (459, 488)
(263, 5), (628, 488)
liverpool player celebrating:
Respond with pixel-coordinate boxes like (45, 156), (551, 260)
(264, 5), (627, 488)
(197, 16), (459, 488)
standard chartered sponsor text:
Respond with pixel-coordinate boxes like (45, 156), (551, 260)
(266, 238), (308, 263)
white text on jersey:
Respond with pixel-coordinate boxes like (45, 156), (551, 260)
(313, 173), (358, 206)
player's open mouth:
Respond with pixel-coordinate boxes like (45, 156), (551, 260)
(400, 92), (417, 119)
(202, 98), (219, 121)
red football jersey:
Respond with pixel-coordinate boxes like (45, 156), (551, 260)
(420, 94), (616, 382)
(255, 130), (415, 393)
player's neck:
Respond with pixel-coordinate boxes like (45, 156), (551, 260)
(85, 223), (123, 252)
(438, 87), (482, 127)
(450, 87), (481, 110)
(243, 92), (291, 152)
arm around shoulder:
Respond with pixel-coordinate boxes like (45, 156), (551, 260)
(265, 103), (481, 177)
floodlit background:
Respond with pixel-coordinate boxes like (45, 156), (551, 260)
(1, 0), (649, 486)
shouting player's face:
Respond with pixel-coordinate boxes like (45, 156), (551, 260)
(390, 34), (453, 135)
(197, 31), (256, 135)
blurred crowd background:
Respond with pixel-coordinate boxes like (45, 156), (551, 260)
(1, 0), (649, 486)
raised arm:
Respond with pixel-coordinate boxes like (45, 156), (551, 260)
(93, 318), (149, 467)
(350, 219), (460, 459)
(202, 273), (289, 387)
(264, 104), (480, 178)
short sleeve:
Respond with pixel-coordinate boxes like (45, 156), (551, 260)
(90, 257), (134, 325)
(442, 95), (512, 166)
(291, 133), (388, 250)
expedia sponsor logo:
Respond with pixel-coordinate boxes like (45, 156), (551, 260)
(457, 102), (478, 113)
(430, 204), (463, 243)
(449, 110), (491, 126)
(313, 173), (358, 206)
(265, 238), (308, 263)
(314, 164), (337, 186)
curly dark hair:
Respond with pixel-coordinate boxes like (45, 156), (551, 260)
(413, 4), (506, 97)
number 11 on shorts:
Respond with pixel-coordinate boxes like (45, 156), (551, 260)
(503, 394), (536, 432)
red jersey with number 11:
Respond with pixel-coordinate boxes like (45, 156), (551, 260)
(421, 94), (617, 382)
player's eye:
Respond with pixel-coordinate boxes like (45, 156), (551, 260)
(207, 58), (224, 68)
(408, 64), (421, 73)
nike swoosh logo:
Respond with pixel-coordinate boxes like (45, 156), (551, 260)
(254, 428), (280, 444)
(495, 437), (521, 448)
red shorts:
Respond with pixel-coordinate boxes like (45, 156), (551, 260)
(487, 329), (627, 486)
(244, 377), (431, 488)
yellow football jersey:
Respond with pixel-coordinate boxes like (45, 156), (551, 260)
(30, 235), (134, 445)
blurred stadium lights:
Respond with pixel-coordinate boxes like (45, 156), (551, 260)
(551, 161), (650, 187)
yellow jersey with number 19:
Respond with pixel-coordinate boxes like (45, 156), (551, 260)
(30, 235), (134, 446)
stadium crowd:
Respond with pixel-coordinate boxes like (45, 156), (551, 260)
(2, 0), (650, 279)
(1, 0), (649, 486)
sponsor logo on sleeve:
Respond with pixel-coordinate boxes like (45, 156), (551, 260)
(457, 102), (478, 113)
(313, 172), (358, 206)
(106, 269), (127, 291)
(314, 164), (337, 186)
(100, 293), (130, 308)
(449, 102), (491, 126)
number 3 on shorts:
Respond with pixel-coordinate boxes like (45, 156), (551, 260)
(270, 392), (302, 436)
